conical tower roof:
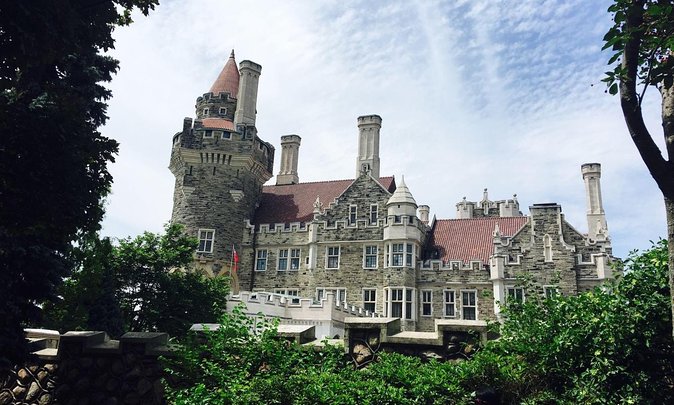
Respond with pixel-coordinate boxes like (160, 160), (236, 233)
(209, 50), (239, 97)
(387, 176), (417, 207)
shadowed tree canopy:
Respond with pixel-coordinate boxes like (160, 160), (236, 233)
(0, 0), (158, 367)
(603, 0), (674, 337)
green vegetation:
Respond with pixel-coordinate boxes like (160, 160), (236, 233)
(165, 241), (672, 404)
(44, 224), (229, 338)
(603, 0), (674, 337)
(0, 0), (158, 366)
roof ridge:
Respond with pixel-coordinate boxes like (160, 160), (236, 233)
(436, 216), (528, 222)
(263, 175), (394, 188)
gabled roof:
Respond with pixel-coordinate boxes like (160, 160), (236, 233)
(254, 177), (395, 225)
(200, 118), (235, 130)
(209, 50), (239, 97)
(430, 217), (528, 263)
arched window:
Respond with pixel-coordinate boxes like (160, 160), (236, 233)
(543, 234), (553, 262)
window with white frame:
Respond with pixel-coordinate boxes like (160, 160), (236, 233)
(384, 287), (415, 320)
(370, 204), (378, 225)
(290, 248), (301, 270)
(461, 290), (477, 320)
(221, 132), (231, 140)
(316, 288), (346, 305)
(203, 130), (213, 138)
(392, 243), (404, 266)
(506, 286), (525, 303)
(444, 290), (456, 317)
(203, 108), (209, 116)
(348, 205), (357, 225)
(363, 289), (376, 312)
(277, 249), (289, 271)
(255, 249), (268, 271)
(326, 246), (340, 269)
(219, 107), (227, 115)
(406, 244), (414, 266)
(421, 290), (433, 316)
(471, 261), (481, 271)
(363, 245), (378, 269)
(196, 229), (215, 253)
(544, 286), (559, 299)
(450, 261), (461, 270)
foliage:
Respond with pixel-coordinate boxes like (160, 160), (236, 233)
(44, 224), (229, 339)
(603, 0), (674, 339)
(0, 0), (157, 366)
(165, 242), (672, 404)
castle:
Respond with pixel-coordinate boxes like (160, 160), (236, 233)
(169, 52), (614, 333)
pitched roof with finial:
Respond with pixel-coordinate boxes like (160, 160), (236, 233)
(209, 50), (239, 97)
(386, 176), (417, 207)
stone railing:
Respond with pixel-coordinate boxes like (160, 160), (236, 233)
(0, 330), (174, 405)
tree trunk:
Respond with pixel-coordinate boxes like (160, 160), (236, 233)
(667, 197), (674, 338)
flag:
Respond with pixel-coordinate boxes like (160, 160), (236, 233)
(232, 245), (239, 273)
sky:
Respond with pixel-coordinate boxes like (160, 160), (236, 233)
(100, 0), (667, 259)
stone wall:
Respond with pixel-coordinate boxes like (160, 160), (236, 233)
(0, 331), (172, 405)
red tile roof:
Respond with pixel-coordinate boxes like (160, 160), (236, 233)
(209, 50), (239, 97)
(200, 118), (235, 130)
(254, 177), (396, 225)
(430, 217), (528, 263)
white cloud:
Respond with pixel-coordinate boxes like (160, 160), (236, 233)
(100, 0), (667, 258)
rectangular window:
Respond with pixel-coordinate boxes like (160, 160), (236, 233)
(364, 245), (378, 269)
(544, 286), (559, 299)
(406, 244), (414, 266)
(444, 290), (456, 317)
(317, 288), (346, 305)
(349, 205), (357, 225)
(290, 248), (301, 270)
(385, 244), (390, 267)
(461, 290), (477, 320)
(277, 249), (288, 271)
(222, 132), (231, 140)
(391, 288), (403, 318)
(219, 107), (227, 115)
(385, 287), (415, 320)
(394, 215), (402, 223)
(506, 286), (525, 303)
(370, 204), (378, 225)
(326, 246), (340, 269)
(450, 261), (461, 270)
(363, 289), (376, 312)
(203, 130), (213, 138)
(203, 108), (209, 116)
(197, 229), (215, 253)
(471, 261), (481, 271)
(255, 249), (268, 271)
(421, 290), (433, 316)
(392, 243), (404, 266)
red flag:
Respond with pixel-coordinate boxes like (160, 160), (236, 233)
(232, 245), (239, 273)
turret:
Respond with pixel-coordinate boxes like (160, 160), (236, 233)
(418, 205), (430, 224)
(581, 163), (608, 240)
(276, 135), (301, 185)
(356, 115), (381, 179)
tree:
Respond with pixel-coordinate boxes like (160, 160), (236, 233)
(0, 0), (157, 366)
(603, 0), (674, 337)
(45, 224), (230, 339)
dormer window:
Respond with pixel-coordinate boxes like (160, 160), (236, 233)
(203, 108), (209, 116)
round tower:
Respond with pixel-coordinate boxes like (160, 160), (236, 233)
(169, 51), (274, 275)
(382, 176), (423, 330)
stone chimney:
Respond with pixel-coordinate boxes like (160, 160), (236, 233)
(276, 135), (301, 185)
(418, 205), (430, 223)
(356, 115), (381, 179)
(581, 163), (608, 240)
(234, 60), (262, 127)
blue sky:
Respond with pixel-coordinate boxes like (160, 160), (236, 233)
(101, 0), (667, 259)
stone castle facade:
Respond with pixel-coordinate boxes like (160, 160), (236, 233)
(169, 52), (614, 332)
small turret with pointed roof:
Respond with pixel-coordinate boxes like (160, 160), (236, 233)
(209, 50), (240, 97)
(386, 176), (418, 218)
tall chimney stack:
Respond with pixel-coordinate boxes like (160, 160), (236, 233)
(356, 115), (382, 179)
(234, 60), (262, 128)
(276, 135), (301, 185)
(581, 163), (608, 239)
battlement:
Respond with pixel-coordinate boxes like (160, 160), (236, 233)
(581, 162), (601, 176)
(196, 91), (237, 103)
(357, 114), (383, 125)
